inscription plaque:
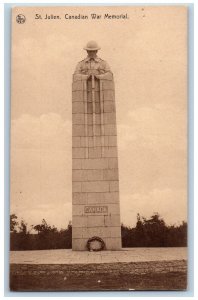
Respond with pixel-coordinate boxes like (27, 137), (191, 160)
(84, 205), (108, 215)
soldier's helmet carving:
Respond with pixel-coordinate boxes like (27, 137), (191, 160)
(83, 41), (101, 51)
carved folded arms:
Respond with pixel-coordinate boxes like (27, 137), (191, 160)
(73, 57), (113, 81)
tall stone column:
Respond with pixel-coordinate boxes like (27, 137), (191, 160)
(72, 69), (121, 251)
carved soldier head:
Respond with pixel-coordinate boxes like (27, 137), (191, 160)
(83, 41), (101, 59)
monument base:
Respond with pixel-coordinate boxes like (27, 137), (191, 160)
(72, 237), (122, 251)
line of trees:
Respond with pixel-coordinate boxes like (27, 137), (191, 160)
(121, 213), (187, 247)
(10, 213), (187, 250)
(10, 216), (72, 250)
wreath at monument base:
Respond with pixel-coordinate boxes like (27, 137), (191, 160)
(87, 236), (106, 251)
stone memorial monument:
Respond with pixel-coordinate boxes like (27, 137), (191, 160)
(72, 41), (121, 250)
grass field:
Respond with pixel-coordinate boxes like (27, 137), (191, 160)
(10, 263), (187, 291)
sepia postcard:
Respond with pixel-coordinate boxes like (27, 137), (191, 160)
(10, 5), (188, 291)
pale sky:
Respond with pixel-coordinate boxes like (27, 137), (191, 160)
(11, 6), (187, 229)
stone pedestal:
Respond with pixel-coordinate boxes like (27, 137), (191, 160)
(72, 74), (121, 250)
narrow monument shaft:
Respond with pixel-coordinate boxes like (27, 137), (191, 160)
(72, 73), (121, 251)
